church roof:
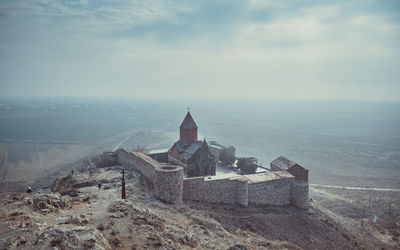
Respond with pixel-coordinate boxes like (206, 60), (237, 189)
(180, 112), (198, 130)
(174, 141), (202, 160)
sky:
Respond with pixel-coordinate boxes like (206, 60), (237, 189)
(0, 0), (399, 101)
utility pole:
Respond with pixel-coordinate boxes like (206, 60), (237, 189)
(121, 169), (126, 199)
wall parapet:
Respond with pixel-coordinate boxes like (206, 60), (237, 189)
(116, 149), (157, 181)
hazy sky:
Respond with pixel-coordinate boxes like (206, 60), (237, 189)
(0, 0), (399, 101)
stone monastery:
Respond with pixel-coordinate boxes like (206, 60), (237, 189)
(168, 112), (216, 177)
(99, 111), (310, 209)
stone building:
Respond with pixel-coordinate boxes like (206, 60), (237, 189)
(270, 156), (308, 183)
(168, 112), (216, 177)
(208, 141), (236, 166)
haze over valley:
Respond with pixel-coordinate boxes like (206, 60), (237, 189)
(0, 97), (399, 189)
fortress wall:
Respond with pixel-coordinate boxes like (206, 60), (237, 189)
(116, 149), (185, 204)
(182, 177), (204, 200)
(114, 148), (308, 208)
(183, 173), (303, 207)
(234, 179), (249, 206)
(116, 149), (157, 181)
(290, 181), (309, 209)
(183, 177), (247, 205)
(248, 177), (294, 206)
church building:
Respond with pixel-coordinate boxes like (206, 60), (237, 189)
(168, 112), (216, 177)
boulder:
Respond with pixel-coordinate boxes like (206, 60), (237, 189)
(32, 192), (68, 213)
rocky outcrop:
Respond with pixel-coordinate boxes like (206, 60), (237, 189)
(107, 200), (165, 231)
(51, 174), (101, 197)
(51, 174), (80, 196)
(34, 226), (110, 249)
(32, 192), (69, 213)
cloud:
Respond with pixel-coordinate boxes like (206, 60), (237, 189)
(0, 0), (399, 101)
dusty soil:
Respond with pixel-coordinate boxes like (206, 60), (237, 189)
(310, 186), (400, 248)
(0, 166), (398, 249)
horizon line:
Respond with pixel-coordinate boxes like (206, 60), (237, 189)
(0, 95), (400, 104)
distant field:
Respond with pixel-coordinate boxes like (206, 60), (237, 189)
(0, 110), (146, 142)
(0, 141), (96, 182)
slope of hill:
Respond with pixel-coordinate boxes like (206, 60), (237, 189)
(1, 165), (397, 249)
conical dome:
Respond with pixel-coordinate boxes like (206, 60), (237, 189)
(180, 112), (198, 130)
(179, 111), (198, 144)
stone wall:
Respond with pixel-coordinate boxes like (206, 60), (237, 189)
(183, 172), (309, 209)
(116, 149), (157, 181)
(116, 149), (184, 204)
(234, 178), (248, 206)
(248, 178), (293, 206)
(154, 165), (184, 204)
(183, 176), (248, 206)
(290, 181), (309, 209)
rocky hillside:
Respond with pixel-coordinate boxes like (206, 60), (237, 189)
(0, 166), (395, 249)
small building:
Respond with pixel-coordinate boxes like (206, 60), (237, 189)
(237, 157), (259, 174)
(208, 141), (236, 166)
(270, 156), (308, 183)
(168, 112), (216, 177)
